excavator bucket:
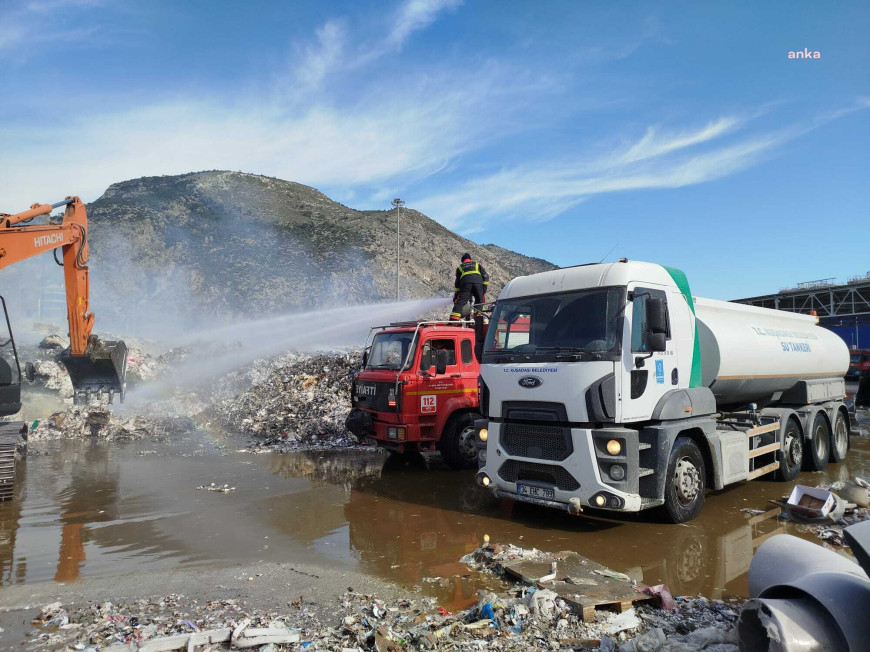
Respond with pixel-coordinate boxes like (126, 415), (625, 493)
(59, 338), (128, 405)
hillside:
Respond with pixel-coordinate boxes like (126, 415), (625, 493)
(83, 171), (555, 323)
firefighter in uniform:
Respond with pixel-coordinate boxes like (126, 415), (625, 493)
(450, 253), (489, 321)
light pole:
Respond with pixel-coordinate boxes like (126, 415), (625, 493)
(391, 198), (404, 303)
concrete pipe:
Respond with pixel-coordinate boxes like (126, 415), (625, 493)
(747, 533), (868, 597)
(738, 597), (846, 651)
(740, 527), (870, 651)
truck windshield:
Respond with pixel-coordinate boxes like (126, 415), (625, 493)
(366, 332), (416, 370)
(484, 287), (623, 360)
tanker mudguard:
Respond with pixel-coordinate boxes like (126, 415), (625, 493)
(651, 387), (717, 421)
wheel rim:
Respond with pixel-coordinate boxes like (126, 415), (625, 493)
(814, 424), (827, 459)
(833, 416), (848, 456)
(784, 431), (802, 468)
(673, 457), (701, 506)
(458, 425), (478, 461)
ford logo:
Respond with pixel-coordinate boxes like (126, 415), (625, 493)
(518, 376), (542, 389)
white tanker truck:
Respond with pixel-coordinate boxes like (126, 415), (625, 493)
(473, 260), (850, 522)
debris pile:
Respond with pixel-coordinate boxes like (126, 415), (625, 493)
(28, 359), (74, 397)
(28, 595), (304, 651)
(29, 407), (195, 441)
(25, 564), (742, 651)
(780, 478), (870, 547)
(125, 346), (189, 384)
(457, 542), (739, 650)
(214, 352), (364, 450)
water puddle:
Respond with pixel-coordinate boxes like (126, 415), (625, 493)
(2, 431), (869, 611)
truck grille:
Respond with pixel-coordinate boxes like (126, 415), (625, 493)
(501, 423), (570, 461)
(498, 460), (580, 491)
(353, 381), (398, 412)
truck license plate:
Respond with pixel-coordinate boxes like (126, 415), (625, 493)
(518, 484), (554, 500)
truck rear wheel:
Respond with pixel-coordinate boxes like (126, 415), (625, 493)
(662, 437), (706, 524)
(774, 418), (803, 481)
(440, 412), (481, 470)
(804, 412), (830, 472)
(829, 409), (849, 463)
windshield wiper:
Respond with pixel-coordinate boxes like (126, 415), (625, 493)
(531, 346), (606, 360)
(485, 352), (532, 362)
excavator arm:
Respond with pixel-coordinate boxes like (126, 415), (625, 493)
(0, 197), (127, 404)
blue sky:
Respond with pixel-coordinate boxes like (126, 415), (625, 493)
(1, 0), (867, 300)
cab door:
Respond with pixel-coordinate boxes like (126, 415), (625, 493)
(416, 336), (461, 418)
(620, 284), (679, 422)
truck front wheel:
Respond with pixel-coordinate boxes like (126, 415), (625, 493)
(663, 437), (706, 523)
(440, 412), (481, 470)
(804, 413), (830, 472)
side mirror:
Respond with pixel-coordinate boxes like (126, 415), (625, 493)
(435, 350), (448, 375)
(361, 350), (368, 368)
(647, 331), (667, 352)
(25, 361), (35, 383)
(647, 298), (667, 335)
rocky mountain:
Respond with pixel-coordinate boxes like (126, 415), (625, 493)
(83, 171), (555, 323)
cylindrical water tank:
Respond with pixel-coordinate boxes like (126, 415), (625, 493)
(694, 298), (849, 408)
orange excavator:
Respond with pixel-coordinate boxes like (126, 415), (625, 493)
(0, 197), (127, 499)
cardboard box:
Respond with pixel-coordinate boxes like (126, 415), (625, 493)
(787, 485), (835, 518)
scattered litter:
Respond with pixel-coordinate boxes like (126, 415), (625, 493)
(594, 568), (632, 582)
(781, 485), (847, 524)
(638, 584), (676, 611)
(197, 483), (237, 493)
(538, 561), (557, 584)
(604, 608), (640, 635)
(837, 481), (870, 507)
(787, 485), (835, 518)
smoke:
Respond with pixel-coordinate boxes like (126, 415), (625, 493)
(123, 296), (450, 406)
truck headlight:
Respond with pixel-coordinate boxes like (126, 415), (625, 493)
(388, 427), (397, 439)
(609, 464), (626, 481)
(606, 439), (622, 455)
(478, 427), (488, 442)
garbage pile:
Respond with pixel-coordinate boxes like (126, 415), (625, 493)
(22, 332), (185, 399)
(25, 556), (742, 651)
(213, 352), (365, 451)
(28, 595), (306, 651)
(125, 346), (189, 384)
(28, 407), (195, 441)
(28, 358), (74, 397)
(457, 543), (740, 651)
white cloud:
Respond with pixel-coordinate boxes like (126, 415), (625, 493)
(414, 122), (793, 228)
(0, 79), (503, 209)
(294, 19), (347, 91)
(0, 0), (105, 54)
(287, 0), (463, 90)
(414, 97), (865, 228)
(385, 0), (463, 51)
(618, 117), (740, 164)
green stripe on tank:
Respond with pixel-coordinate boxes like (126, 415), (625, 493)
(663, 265), (702, 388)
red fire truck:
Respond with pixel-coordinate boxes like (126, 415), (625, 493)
(345, 321), (483, 469)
